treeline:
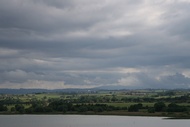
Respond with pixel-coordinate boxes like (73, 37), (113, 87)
(0, 100), (126, 114)
(64, 95), (190, 103)
(121, 95), (190, 103)
(1, 94), (190, 105)
(128, 102), (188, 113)
(1, 92), (190, 115)
(0, 100), (188, 114)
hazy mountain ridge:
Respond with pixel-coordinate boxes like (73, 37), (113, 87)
(0, 88), (91, 94)
(0, 85), (189, 94)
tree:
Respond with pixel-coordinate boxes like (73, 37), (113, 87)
(128, 103), (143, 112)
(154, 102), (166, 112)
(148, 108), (155, 113)
(78, 105), (88, 112)
(15, 104), (25, 113)
(167, 103), (187, 112)
(57, 105), (68, 113)
(111, 95), (117, 102)
(11, 107), (16, 112)
(0, 105), (8, 111)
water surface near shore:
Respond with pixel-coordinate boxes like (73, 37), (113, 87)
(0, 115), (189, 127)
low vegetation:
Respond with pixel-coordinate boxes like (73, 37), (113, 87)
(1, 89), (190, 118)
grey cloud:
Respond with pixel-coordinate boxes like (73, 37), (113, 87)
(159, 73), (190, 88)
(118, 72), (190, 89)
(0, 70), (39, 83)
(160, 1), (190, 40)
(0, 0), (190, 89)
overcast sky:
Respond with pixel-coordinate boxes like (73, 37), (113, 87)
(0, 0), (190, 89)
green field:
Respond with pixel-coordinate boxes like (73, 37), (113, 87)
(1, 89), (190, 118)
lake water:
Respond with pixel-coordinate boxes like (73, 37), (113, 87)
(0, 115), (190, 127)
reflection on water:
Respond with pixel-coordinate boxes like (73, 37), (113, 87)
(0, 115), (190, 127)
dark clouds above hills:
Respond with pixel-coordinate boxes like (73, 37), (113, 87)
(0, 0), (190, 89)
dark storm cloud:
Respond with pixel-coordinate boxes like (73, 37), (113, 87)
(0, 0), (190, 89)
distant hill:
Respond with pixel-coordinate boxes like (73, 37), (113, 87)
(0, 86), (131, 94)
(0, 85), (143, 94)
(93, 85), (139, 90)
(0, 89), (49, 94)
(0, 86), (187, 94)
(0, 88), (94, 94)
